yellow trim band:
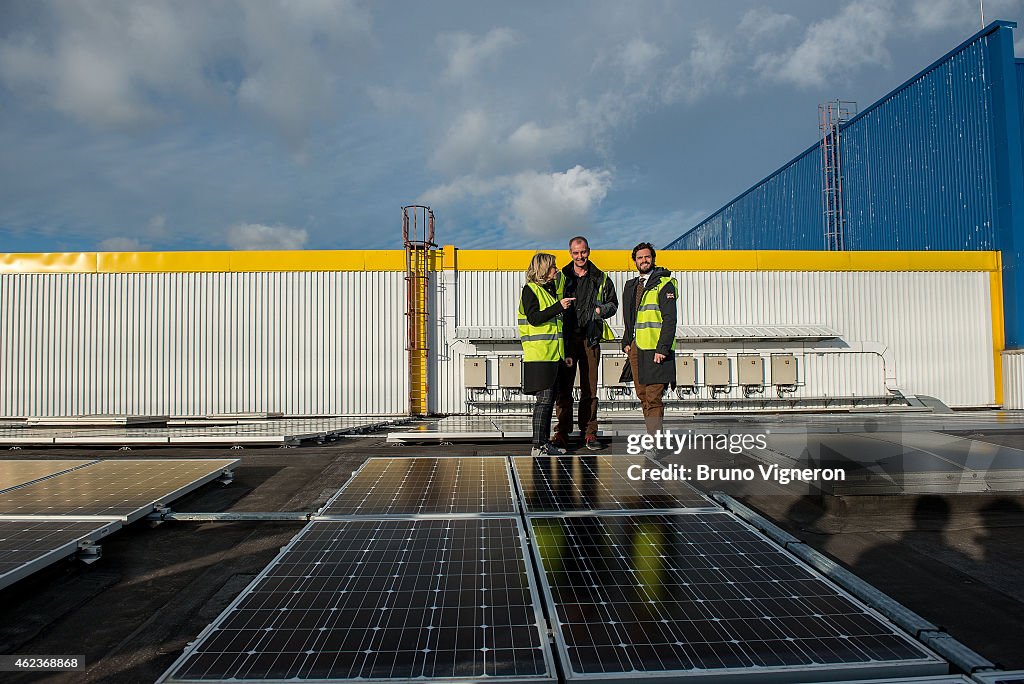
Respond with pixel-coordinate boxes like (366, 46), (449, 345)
(0, 248), (999, 274)
(991, 260), (1005, 406)
(1, 250), (408, 273)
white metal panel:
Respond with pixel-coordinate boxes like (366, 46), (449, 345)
(1002, 350), (1024, 409)
(0, 265), (997, 416)
(0, 272), (407, 417)
(436, 269), (994, 410)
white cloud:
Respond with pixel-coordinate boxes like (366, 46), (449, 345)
(616, 38), (661, 79)
(509, 165), (612, 237)
(431, 109), (582, 175)
(908, 0), (976, 32)
(430, 109), (495, 172)
(664, 28), (734, 104)
(506, 121), (581, 162)
(737, 7), (799, 43)
(441, 27), (520, 82)
(225, 222), (308, 250)
(97, 236), (147, 251)
(421, 165), (612, 239)
(145, 214), (169, 240)
(0, 1), (370, 150)
(755, 0), (895, 88)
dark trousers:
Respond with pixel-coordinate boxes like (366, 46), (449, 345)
(532, 386), (557, 446)
(555, 337), (601, 439)
(628, 344), (666, 434)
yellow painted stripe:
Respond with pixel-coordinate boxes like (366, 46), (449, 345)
(2, 250), (408, 273)
(991, 260), (1005, 406)
(446, 249), (998, 272)
(0, 252), (99, 273)
(0, 249), (999, 273)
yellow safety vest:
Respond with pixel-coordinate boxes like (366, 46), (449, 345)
(518, 275), (565, 362)
(635, 276), (678, 351)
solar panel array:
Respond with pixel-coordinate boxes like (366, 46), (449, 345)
(0, 518), (122, 589)
(0, 459), (238, 522)
(160, 454), (950, 683)
(531, 511), (944, 681)
(162, 519), (552, 683)
(320, 457), (516, 516)
(0, 457), (240, 593)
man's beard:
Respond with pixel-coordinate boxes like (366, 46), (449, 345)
(638, 263), (653, 274)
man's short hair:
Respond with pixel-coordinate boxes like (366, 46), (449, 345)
(568, 236), (589, 250)
(632, 242), (656, 261)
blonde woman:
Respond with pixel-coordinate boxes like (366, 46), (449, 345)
(518, 252), (575, 456)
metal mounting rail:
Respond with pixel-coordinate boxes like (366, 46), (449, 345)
(146, 511), (313, 522)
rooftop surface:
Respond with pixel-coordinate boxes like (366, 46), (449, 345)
(1, 416), (1023, 682)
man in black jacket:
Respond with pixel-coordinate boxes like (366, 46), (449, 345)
(553, 235), (618, 451)
(621, 242), (677, 436)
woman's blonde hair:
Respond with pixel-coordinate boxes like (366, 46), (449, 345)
(526, 252), (557, 285)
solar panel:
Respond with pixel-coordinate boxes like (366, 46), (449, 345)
(0, 518), (121, 589)
(158, 518), (555, 683)
(0, 418), (397, 447)
(0, 460), (97, 492)
(512, 455), (713, 514)
(530, 511), (945, 682)
(0, 459), (238, 522)
(319, 457), (517, 517)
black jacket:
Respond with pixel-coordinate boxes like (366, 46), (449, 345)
(560, 261), (618, 347)
(621, 267), (677, 386)
(520, 280), (566, 394)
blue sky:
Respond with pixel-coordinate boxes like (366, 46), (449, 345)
(1, 0), (1023, 253)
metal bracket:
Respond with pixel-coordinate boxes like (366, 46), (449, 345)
(217, 469), (234, 485)
(77, 541), (102, 564)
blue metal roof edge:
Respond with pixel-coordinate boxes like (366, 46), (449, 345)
(668, 19), (1018, 249)
(840, 20), (1015, 130)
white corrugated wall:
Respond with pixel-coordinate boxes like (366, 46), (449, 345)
(433, 269), (995, 411)
(0, 266), (997, 416)
(1002, 350), (1024, 409)
(0, 271), (407, 416)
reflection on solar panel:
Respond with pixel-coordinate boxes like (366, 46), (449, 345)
(0, 518), (121, 589)
(0, 460), (96, 492)
(0, 459), (238, 522)
(320, 457), (516, 516)
(745, 430), (1024, 495)
(513, 455), (712, 514)
(159, 518), (554, 683)
(530, 512), (945, 681)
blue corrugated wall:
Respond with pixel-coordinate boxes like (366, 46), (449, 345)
(668, 22), (1011, 252)
(667, 21), (1024, 350)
